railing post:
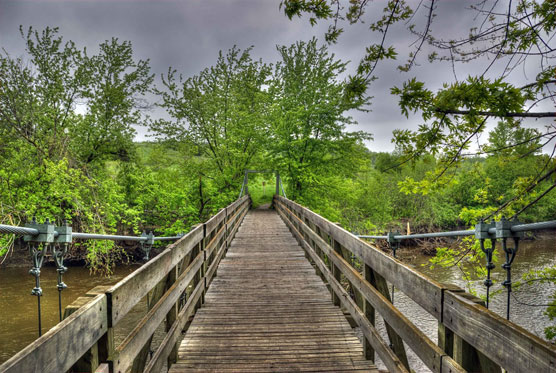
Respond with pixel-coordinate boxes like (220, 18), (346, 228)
(84, 286), (115, 373)
(441, 289), (501, 372)
(331, 238), (342, 307)
(201, 223), (208, 305)
(130, 275), (170, 372)
(166, 265), (179, 368)
(363, 263), (375, 362)
(63, 296), (100, 372)
(367, 269), (410, 370)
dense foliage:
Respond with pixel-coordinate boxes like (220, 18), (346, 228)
(0, 25), (554, 338)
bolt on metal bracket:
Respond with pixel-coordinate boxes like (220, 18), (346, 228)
(141, 231), (155, 261)
(24, 217), (55, 244)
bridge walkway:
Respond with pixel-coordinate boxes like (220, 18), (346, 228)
(169, 209), (377, 372)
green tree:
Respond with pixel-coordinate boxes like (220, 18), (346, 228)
(0, 26), (87, 162)
(72, 38), (154, 165)
(268, 38), (371, 200)
(151, 46), (272, 217)
(281, 0), (556, 206)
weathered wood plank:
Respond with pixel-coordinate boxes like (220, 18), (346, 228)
(108, 224), (203, 326)
(443, 290), (556, 373)
(277, 200), (414, 368)
(276, 196), (445, 319)
(204, 208), (226, 236)
(170, 209), (377, 373)
(278, 206), (408, 373)
(0, 295), (107, 373)
(114, 252), (204, 373)
(144, 280), (204, 373)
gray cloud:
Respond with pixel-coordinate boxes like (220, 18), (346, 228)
(0, 0), (553, 153)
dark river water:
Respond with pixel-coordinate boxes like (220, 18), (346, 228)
(368, 234), (556, 372)
(0, 235), (554, 370)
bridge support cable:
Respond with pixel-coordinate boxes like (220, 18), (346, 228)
(476, 220), (496, 308)
(496, 217), (523, 320)
(0, 218), (183, 337)
(0, 195), (251, 373)
(357, 219), (556, 314)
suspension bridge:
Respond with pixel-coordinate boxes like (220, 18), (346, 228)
(0, 175), (555, 372)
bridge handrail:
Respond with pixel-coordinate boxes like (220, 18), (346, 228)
(274, 195), (556, 373)
(0, 195), (251, 373)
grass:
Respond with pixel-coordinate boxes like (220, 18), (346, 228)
(247, 175), (276, 208)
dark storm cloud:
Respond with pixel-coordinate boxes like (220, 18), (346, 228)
(0, 0), (552, 152)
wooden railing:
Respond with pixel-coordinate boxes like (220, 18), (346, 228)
(0, 195), (251, 373)
(274, 195), (556, 373)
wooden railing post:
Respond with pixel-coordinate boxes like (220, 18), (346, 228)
(131, 274), (170, 373)
(63, 297), (100, 372)
(166, 265), (179, 367)
(363, 263), (375, 362)
(441, 290), (501, 372)
(201, 223), (208, 305)
(331, 238), (342, 307)
(194, 240), (203, 311)
(83, 286), (115, 373)
(367, 269), (410, 370)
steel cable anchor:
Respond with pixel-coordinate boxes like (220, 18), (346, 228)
(496, 217), (523, 320)
(475, 220), (496, 308)
(24, 217), (55, 336)
(387, 231), (400, 305)
(53, 220), (72, 321)
(140, 231), (155, 261)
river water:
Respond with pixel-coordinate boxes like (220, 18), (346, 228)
(0, 235), (554, 369)
(369, 234), (556, 372)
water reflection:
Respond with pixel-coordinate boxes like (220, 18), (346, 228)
(0, 265), (138, 364)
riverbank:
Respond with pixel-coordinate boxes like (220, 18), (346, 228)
(0, 242), (161, 269)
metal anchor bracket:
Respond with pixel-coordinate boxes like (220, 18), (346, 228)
(24, 217), (56, 244)
(386, 231), (400, 257)
(475, 220), (496, 308)
(496, 217), (523, 320)
(141, 231), (155, 261)
(28, 239), (49, 337)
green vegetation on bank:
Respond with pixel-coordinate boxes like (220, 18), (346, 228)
(0, 26), (555, 338)
(1, 27), (554, 268)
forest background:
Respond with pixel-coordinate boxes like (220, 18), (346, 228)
(0, 25), (554, 270)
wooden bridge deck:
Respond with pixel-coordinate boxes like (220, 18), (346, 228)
(169, 209), (378, 372)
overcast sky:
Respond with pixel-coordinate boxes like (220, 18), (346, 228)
(0, 0), (553, 152)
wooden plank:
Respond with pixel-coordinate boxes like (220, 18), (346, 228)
(108, 224), (203, 326)
(276, 207), (406, 373)
(206, 237), (228, 284)
(226, 207), (248, 247)
(144, 281), (204, 373)
(95, 363), (109, 373)
(204, 221), (227, 258)
(279, 201), (412, 369)
(63, 297), (100, 372)
(204, 208), (226, 236)
(171, 209), (377, 373)
(443, 290), (556, 373)
(276, 196), (444, 319)
(0, 295), (107, 373)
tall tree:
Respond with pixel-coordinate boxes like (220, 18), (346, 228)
(281, 0), (556, 211)
(0, 26), (87, 163)
(151, 46), (271, 216)
(72, 38), (154, 165)
(268, 38), (371, 200)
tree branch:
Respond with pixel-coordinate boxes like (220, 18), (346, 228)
(435, 109), (556, 118)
